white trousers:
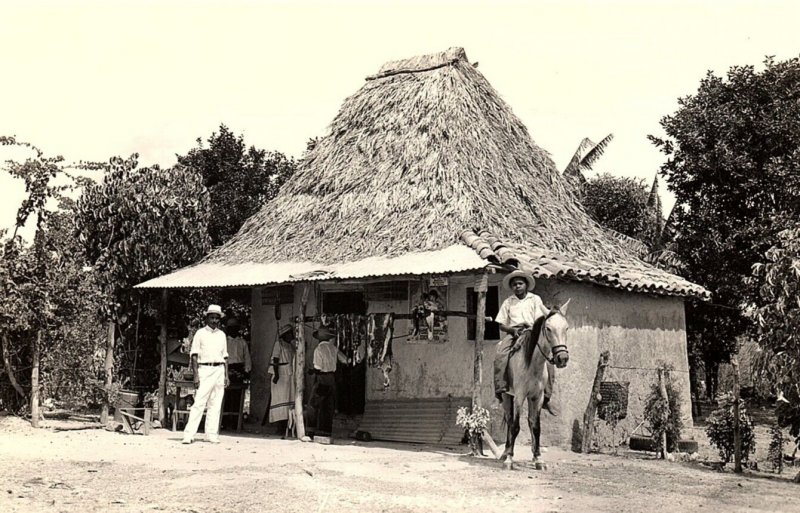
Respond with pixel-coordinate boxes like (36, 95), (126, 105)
(182, 365), (225, 439)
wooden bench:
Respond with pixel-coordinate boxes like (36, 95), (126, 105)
(118, 407), (152, 435)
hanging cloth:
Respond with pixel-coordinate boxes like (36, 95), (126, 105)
(367, 313), (395, 388)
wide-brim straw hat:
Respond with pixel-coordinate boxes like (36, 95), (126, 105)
(205, 304), (225, 318)
(279, 324), (294, 337)
(313, 326), (336, 341)
(502, 270), (535, 291)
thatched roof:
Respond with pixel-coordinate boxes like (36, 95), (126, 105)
(211, 47), (633, 265)
(139, 47), (708, 300)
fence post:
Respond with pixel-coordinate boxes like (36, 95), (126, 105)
(732, 355), (742, 473)
(581, 351), (610, 453)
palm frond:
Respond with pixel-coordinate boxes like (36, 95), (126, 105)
(577, 133), (614, 174)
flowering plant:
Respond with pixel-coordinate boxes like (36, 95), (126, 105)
(456, 406), (490, 436)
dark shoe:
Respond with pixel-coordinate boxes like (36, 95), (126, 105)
(542, 397), (558, 416)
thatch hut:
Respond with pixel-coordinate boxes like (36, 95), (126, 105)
(138, 47), (708, 448)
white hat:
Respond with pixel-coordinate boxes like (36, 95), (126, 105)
(502, 270), (535, 291)
(205, 304), (225, 318)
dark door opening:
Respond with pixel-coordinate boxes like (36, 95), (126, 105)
(321, 291), (367, 415)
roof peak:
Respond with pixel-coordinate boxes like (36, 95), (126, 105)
(367, 47), (469, 81)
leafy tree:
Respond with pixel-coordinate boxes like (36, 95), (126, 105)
(75, 155), (211, 422)
(753, 223), (800, 469)
(650, 56), (800, 392)
(581, 173), (660, 248)
(177, 124), (295, 247)
(0, 137), (91, 425)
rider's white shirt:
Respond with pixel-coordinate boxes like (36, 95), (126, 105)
(495, 292), (549, 327)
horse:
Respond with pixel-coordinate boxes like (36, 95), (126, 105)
(500, 300), (570, 470)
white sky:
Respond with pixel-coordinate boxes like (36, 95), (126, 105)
(2, 0), (799, 237)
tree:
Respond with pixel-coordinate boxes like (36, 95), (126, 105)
(562, 134), (614, 191)
(649, 56), (800, 394)
(177, 125), (295, 247)
(753, 223), (800, 480)
(581, 173), (660, 249)
(75, 155), (211, 423)
(0, 137), (88, 425)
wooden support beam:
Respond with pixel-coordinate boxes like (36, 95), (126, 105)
(158, 289), (169, 425)
(294, 285), (310, 440)
(581, 351), (610, 453)
(472, 273), (488, 409)
(100, 321), (115, 426)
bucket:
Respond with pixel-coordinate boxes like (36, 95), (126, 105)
(114, 390), (140, 422)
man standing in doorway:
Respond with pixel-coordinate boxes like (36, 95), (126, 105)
(493, 270), (556, 415)
(182, 305), (229, 444)
(309, 327), (349, 439)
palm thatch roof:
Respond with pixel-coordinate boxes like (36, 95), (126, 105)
(139, 47), (708, 299)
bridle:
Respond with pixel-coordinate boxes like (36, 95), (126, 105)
(535, 311), (569, 365)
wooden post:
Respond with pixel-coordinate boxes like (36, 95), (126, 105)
(472, 272), (488, 408)
(732, 355), (742, 473)
(657, 368), (670, 459)
(100, 320), (115, 425)
(581, 351), (610, 453)
(157, 289), (169, 425)
(294, 284), (309, 440)
(30, 331), (41, 428)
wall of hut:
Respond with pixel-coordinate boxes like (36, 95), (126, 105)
(248, 275), (692, 450)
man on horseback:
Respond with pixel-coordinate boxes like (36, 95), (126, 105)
(493, 270), (556, 415)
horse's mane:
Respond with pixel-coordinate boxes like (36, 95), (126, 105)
(524, 309), (560, 367)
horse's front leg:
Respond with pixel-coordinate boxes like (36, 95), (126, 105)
(503, 396), (523, 470)
(528, 396), (545, 470)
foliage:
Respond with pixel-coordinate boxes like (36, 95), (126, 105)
(0, 139), (96, 421)
(177, 124), (295, 247)
(768, 424), (785, 474)
(75, 155), (211, 321)
(581, 173), (660, 248)
(456, 406), (490, 436)
(562, 134), (614, 190)
(642, 364), (684, 453)
(650, 56), (800, 374)
(705, 393), (756, 466)
(752, 223), (800, 443)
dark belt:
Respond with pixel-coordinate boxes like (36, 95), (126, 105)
(317, 371), (335, 375)
(199, 362), (225, 366)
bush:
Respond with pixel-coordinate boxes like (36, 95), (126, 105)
(705, 393), (756, 466)
(643, 364), (683, 453)
(768, 424), (785, 474)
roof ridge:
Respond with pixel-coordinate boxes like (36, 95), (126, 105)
(367, 47), (468, 81)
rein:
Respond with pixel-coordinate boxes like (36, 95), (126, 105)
(533, 312), (568, 365)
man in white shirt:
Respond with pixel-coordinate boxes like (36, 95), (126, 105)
(493, 270), (556, 414)
(309, 327), (349, 438)
(182, 304), (229, 444)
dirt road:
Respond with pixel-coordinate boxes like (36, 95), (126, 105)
(0, 415), (798, 513)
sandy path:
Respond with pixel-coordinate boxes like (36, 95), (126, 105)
(1, 416), (798, 513)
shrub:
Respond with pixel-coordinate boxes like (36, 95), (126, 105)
(768, 424), (785, 474)
(705, 393), (756, 466)
(643, 363), (683, 453)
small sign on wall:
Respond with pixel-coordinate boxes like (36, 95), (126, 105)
(261, 285), (294, 306)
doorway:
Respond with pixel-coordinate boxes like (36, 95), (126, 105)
(321, 291), (367, 415)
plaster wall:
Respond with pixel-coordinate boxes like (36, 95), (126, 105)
(249, 277), (692, 451)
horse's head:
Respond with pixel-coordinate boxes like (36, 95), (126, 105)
(543, 299), (570, 369)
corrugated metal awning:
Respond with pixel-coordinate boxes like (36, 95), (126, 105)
(135, 244), (486, 289)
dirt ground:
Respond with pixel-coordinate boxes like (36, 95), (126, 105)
(1, 414), (799, 513)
